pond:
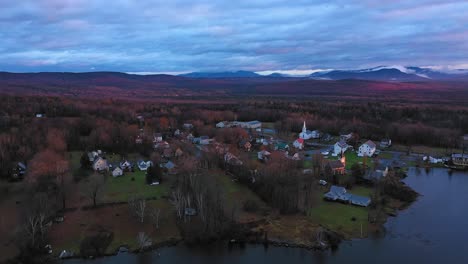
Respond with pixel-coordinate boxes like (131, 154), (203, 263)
(65, 168), (468, 264)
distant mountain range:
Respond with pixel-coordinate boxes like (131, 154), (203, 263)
(179, 66), (468, 81)
(309, 66), (468, 81)
(179, 70), (261, 78)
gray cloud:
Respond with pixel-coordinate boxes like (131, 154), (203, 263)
(0, 0), (467, 72)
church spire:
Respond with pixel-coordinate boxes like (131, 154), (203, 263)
(302, 121), (306, 133)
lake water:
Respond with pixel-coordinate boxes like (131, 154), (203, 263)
(66, 168), (468, 264)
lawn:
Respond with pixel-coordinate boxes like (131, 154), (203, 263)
(308, 186), (373, 238)
(329, 151), (373, 170)
(104, 170), (170, 202)
(309, 199), (369, 238)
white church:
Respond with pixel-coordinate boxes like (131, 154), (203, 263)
(299, 121), (321, 140)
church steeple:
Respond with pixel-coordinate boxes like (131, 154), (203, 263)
(302, 121), (307, 133)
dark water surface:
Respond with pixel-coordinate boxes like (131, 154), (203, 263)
(66, 168), (468, 264)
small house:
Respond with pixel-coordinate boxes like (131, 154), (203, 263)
(257, 150), (271, 161)
(275, 142), (289, 151)
(137, 160), (152, 171)
(111, 166), (123, 177)
(92, 157), (108, 171)
(293, 138), (304, 149)
(380, 138), (392, 148)
(358, 140), (376, 157)
(183, 123), (193, 130)
(333, 140), (348, 155)
(153, 133), (163, 143)
(119, 160), (132, 171)
(224, 152), (243, 166)
(216, 121), (226, 128)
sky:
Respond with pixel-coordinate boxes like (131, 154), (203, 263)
(1, 0), (468, 75)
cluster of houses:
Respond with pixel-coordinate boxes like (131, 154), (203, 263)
(87, 150), (168, 178)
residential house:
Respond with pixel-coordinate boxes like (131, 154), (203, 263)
(12, 162), (27, 179)
(92, 157), (109, 171)
(135, 135), (143, 144)
(340, 133), (353, 142)
(324, 185), (371, 207)
(326, 158), (346, 175)
(365, 164), (388, 181)
(239, 139), (252, 151)
(174, 129), (181, 137)
(153, 133), (163, 143)
(257, 150), (271, 161)
(358, 140), (376, 157)
(199, 136), (210, 145)
(137, 160), (153, 171)
(160, 161), (176, 173)
(216, 121), (226, 128)
(186, 133), (194, 141)
(224, 152), (243, 166)
(451, 153), (468, 167)
(154, 141), (170, 150)
(119, 160), (132, 171)
(380, 138), (392, 148)
(111, 166), (123, 177)
(333, 140), (349, 155)
(242, 120), (262, 129)
(293, 138), (304, 149)
(275, 142), (289, 151)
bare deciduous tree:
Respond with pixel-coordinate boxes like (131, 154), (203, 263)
(129, 196), (146, 223)
(83, 173), (106, 207)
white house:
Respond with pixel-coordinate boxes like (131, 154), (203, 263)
(92, 157), (108, 171)
(334, 141), (349, 155)
(257, 150), (271, 161)
(111, 166), (123, 177)
(137, 160), (153, 171)
(299, 121), (320, 140)
(293, 138), (304, 149)
(358, 140), (377, 157)
(216, 121), (226, 128)
(153, 133), (163, 143)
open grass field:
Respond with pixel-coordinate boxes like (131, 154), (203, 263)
(308, 186), (372, 238)
(104, 170), (171, 203)
(49, 199), (181, 256)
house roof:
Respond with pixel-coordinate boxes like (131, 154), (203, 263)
(296, 138), (304, 144)
(328, 160), (345, 170)
(363, 140), (376, 148)
(335, 140), (348, 148)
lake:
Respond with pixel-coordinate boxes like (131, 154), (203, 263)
(66, 168), (468, 264)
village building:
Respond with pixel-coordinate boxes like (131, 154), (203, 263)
(119, 160), (132, 171)
(183, 123), (193, 130)
(224, 152), (243, 166)
(216, 121), (226, 128)
(324, 185), (371, 207)
(92, 157), (109, 171)
(451, 153), (468, 167)
(153, 133), (163, 143)
(275, 142), (289, 151)
(365, 164), (388, 181)
(137, 160), (152, 171)
(257, 150), (271, 161)
(299, 121), (320, 140)
(358, 140), (377, 157)
(380, 138), (392, 148)
(12, 162), (27, 179)
(333, 140), (349, 156)
(111, 165), (123, 177)
(293, 138), (304, 149)
(239, 139), (252, 151)
(326, 155), (346, 175)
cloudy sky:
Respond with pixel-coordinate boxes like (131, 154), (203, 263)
(1, 0), (467, 74)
